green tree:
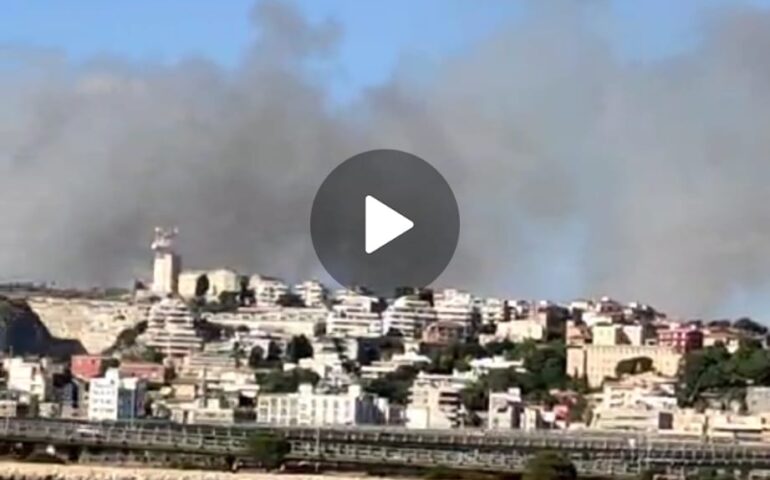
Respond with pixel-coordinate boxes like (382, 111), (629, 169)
(246, 432), (290, 470)
(522, 451), (577, 480)
(365, 365), (418, 404)
(256, 368), (319, 393)
(285, 335), (314, 363)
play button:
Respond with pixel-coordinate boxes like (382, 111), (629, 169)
(310, 149), (460, 296)
(365, 195), (414, 254)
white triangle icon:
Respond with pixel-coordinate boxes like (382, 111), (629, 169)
(365, 195), (414, 254)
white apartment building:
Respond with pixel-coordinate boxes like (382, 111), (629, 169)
(249, 275), (289, 305)
(433, 289), (475, 324)
(88, 368), (146, 421)
(256, 384), (385, 426)
(4, 357), (51, 400)
(294, 280), (327, 307)
(382, 295), (436, 339)
(144, 297), (203, 357)
(150, 227), (180, 296)
(203, 306), (326, 338)
(327, 295), (382, 338)
(487, 388), (523, 430)
(476, 297), (507, 324)
(493, 318), (547, 342)
(406, 375), (463, 429)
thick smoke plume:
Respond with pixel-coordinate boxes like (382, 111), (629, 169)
(1, 1), (770, 317)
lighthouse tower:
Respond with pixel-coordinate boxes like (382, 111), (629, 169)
(151, 227), (180, 296)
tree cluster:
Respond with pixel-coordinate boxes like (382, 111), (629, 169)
(678, 340), (770, 406)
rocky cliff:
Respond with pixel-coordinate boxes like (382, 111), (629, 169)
(0, 296), (85, 359)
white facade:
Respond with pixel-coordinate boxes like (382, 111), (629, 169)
(145, 297), (202, 357)
(151, 227), (180, 295)
(203, 306), (327, 338)
(488, 388), (523, 430)
(178, 269), (240, 300)
(327, 294), (382, 338)
(294, 280), (327, 308)
(4, 358), (51, 400)
(433, 289), (475, 324)
(406, 376), (462, 429)
(383, 295), (436, 338)
(249, 275), (289, 305)
(256, 384), (384, 426)
(88, 368), (146, 421)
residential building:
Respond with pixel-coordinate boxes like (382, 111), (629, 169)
(249, 275), (289, 305)
(87, 368), (146, 421)
(487, 388), (523, 430)
(494, 318), (548, 342)
(144, 297), (202, 357)
(5, 357), (51, 400)
(657, 324), (704, 353)
(406, 375), (462, 429)
(746, 387), (770, 414)
(327, 294), (382, 338)
(383, 295), (436, 339)
(566, 345), (682, 388)
(422, 320), (467, 345)
(150, 227), (180, 296)
(178, 268), (240, 300)
(256, 384), (384, 426)
(294, 280), (327, 307)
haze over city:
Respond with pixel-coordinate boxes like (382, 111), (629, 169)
(4, 0), (770, 318)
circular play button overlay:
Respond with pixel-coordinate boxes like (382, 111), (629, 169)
(310, 149), (460, 296)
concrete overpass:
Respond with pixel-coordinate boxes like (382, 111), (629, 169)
(1, 418), (770, 477)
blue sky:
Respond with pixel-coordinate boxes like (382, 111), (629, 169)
(2, 0), (769, 103)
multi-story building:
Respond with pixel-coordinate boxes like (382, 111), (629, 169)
(88, 368), (146, 421)
(657, 324), (704, 353)
(406, 374), (463, 429)
(150, 227), (180, 296)
(566, 345), (682, 388)
(327, 294), (382, 338)
(382, 295), (436, 339)
(256, 384), (385, 426)
(5, 357), (51, 400)
(144, 297), (202, 357)
(433, 289), (476, 325)
(178, 268), (240, 300)
(294, 280), (327, 308)
(249, 275), (289, 305)
(576, 297), (625, 327)
(487, 388), (523, 430)
(746, 387), (770, 415)
(493, 318), (548, 342)
(421, 320), (468, 345)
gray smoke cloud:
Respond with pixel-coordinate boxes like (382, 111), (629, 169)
(1, 1), (770, 318)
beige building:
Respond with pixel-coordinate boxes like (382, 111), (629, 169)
(567, 345), (682, 388)
(178, 268), (240, 300)
(405, 374), (463, 429)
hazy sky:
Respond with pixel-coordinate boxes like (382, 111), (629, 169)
(2, 0), (770, 320)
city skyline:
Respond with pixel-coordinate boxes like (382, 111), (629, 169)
(3, 1), (770, 319)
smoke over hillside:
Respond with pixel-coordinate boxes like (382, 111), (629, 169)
(1, 1), (770, 317)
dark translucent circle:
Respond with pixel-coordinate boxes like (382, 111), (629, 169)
(310, 149), (460, 297)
